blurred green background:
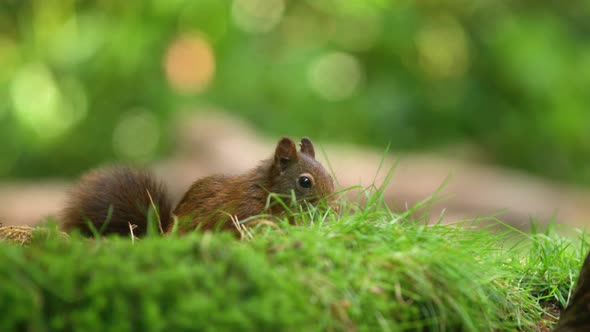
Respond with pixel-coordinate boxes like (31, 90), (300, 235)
(1, 0), (590, 183)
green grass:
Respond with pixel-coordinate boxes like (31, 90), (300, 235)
(0, 190), (587, 331)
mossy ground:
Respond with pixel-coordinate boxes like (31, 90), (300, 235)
(0, 191), (586, 331)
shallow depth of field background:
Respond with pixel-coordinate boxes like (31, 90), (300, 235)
(1, 0), (590, 185)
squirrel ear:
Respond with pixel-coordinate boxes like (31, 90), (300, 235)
(274, 137), (298, 171)
(299, 137), (315, 159)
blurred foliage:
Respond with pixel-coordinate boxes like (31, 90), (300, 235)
(1, 0), (590, 182)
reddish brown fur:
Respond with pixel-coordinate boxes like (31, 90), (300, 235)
(61, 137), (335, 236)
(173, 137), (335, 234)
(172, 168), (269, 233)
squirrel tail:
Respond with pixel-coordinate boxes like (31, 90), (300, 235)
(61, 166), (172, 236)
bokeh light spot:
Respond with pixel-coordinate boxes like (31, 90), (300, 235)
(49, 14), (106, 68)
(416, 16), (470, 80)
(308, 52), (364, 101)
(112, 110), (160, 162)
(232, 0), (285, 34)
(10, 63), (87, 140)
(164, 34), (215, 94)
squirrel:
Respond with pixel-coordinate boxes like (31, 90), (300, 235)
(61, 137), (336, 237)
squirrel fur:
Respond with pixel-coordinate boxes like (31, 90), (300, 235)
(61, 137), (335, 236)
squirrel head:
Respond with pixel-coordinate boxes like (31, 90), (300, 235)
(269, 137), (335, 204)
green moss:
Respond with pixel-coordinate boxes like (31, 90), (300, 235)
(0, 200), (586, 331)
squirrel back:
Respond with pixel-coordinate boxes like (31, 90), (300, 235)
(61, 166), (172, 236)
(61, 137), (335, 236)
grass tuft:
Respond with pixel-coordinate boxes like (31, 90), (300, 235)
(0, 191), (586, 331)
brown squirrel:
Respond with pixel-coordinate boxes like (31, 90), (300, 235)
(61, 137), (336, 236)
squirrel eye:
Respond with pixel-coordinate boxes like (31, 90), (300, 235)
(298, 176), (313, 189)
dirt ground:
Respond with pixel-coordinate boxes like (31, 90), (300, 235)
(2, 112), (590, 230)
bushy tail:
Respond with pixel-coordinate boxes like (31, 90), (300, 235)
(61, 166), (172, 236)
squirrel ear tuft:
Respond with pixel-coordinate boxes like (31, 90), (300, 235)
(299, 137), (315, 159)
(274, 137), (298, 171)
